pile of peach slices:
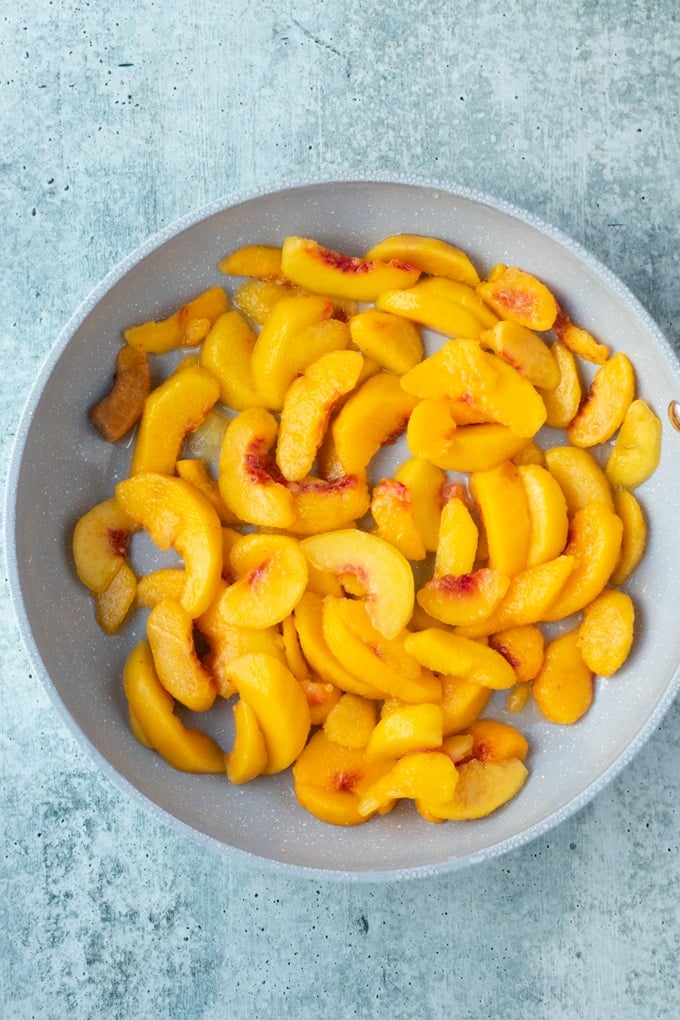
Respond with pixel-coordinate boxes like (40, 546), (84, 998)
(73, 232), (661, 828)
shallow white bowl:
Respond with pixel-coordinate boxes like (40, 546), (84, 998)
(7, 179), (680, 881)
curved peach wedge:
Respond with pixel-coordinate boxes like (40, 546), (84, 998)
(553, 306), (609, 365)
(404, 629), (517, 691)
(199, 310), (263, 411)
(364, 704), (443, 761)
(517, 463), (569, 567)
(358, 751), (459, 821)
(417, 569), (510, 627)
(479, 320), (560, 390)
(72, 496), (138, 594)
(476, 265), (558, 331)
(115, 473), (223, 618)
(412, 277), (499, 329)
(94, 561), (137, 634)
(537, 340), (583, 428)
(577, 588), (635, 677)
(434, 495), (478, 577)
(567, 352), (636, 448)
(370, 478), (427, 561)
(349, 309), (423, 374)
(426, 758), (528, 820)
(147, 597), (217, 712)
(488, 625), (545, 683)
(610, 487), (648, 586)
(407, 401), (530, 472)
(323, 693), (377, 749)
(376, 281), (484, 339)
(217, 407), (296, 528)
(218, 243), (283, 281)
(286, 473), (370, 535)
(544, 446), (614, 515)
(466, 719), (529, 763)
(124, 286), (229, 354)
(533, 628), (594, 724)
(89, 344), (151, 442)
(216, 533), (308, 629)
(281, 235), (421, 302)
(605, 399), (662, 489)
(394, 458), (446, 553)
(470, 461), (530, 577)
(293, 593), (383, 699)
(366, 233), (480, 285)
(331, 371), (418, 476)
(226, 698), (268, 785)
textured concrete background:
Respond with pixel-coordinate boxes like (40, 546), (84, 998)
(2, 2), (679, 1018)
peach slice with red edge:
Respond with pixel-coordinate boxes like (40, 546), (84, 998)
(276, 349), (363, 481)
(605, 399), (662, 489)
(470, 461), (531, 577)
(567, 352), (636, 448)
(394, 457), (446, 553)
(517, 463), (569, 567)
(89, 344), (151, 442)
(537, 340), (583, 428)
(577, 588), (635, 677)
(226, 653), (311, 775)
(331, 371), (418, 476)
(130, 364), (220, 476)
(479, 319), (560, 389)
(72, 496), (138, 594)
(124, 286), (229, 354)
(365, 233), (480, 285)
(439, 675), (491, 735)
(533, 628), (594, 724)
(115, 472), (223, 618)
(226, 698), (268, 784)
(370, 477), (427, 561)
(407, 401), (530, 472)
(323, 693), (378, 749)
(215, 533), (308, 629)
(364, 704), (443, 761)
(488, 625), (545, 683)
(94, 561), (137, 634)
(281, 235), (420, 301)
(476, 265), (558, 331)
(426, 757), (528, 820)
(123, 641), (225, 773)
(199, 310), (263, 411)
(146, 597), (217, 712)
(376, 281), (484, 339)
(465, 719), (529, 763)
(358, 750), (459, 821)
(217, 407), (296, 528)
(544, 445), (614, 515)
(286, 473), (371, 535)
(553, 306), (609, 364)
(348, 309), (423, 374)
(300, 529), (415, 639)
(416, 569), (511, 627)
(404, 628), (517, 691)
(610, 487), (648, 586)
(218, 243), (284, 281)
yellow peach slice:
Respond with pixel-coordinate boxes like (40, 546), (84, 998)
(226, 653), (311, 774)
(470, 461), (530, 576)
(404, 629), (517, 691)
(371, 478), (426, 561)
(544, 446), (614, 515)
(286, 473), (371, 535)
(364, 704), (443, 761)
(465, 719), (529, 763)
(115, 473), (223, 618)
(348, 309), (423, 374)
(476, 265), (558, 331)
(439, 676), (491, 735)
(432, 493), (479, 579)
(300, 529), (415, 639)
(358, 751), (459, 820)
(280, 612), (310, 681)
(225, 698), (268, 785)
(605, 399), (662, 489)
(218, 244), (284, 281)
(394, 457), (446, 552)
(94, 561), (137, 634)
(537, 340), (583, 428)
(417, 569), (510, 627)
(376, 281), (484, 339)
(488, 625), (545, 683)
(123, 641), (225, 773)
(427, 758), (528, 820)
(89, 344), (151, 443)
(216, 534), (308, 629)
(365, 233), (480, 285)
(131, 365), (220, 476)
(553, 306), (609, 364)
(124, 286), (229, 354)
(479, 320), (560, 389)
(175, 458), (237, 527)
(276, 350), (363, 481)
(280, 317), (352, 384)
(413, 277), (499, 329)
(331, 372), (418, 476)
(577, 589), (635, 677)
(146, 598), (217, 712)
(72, 497), (138, 593)
(517, 463), (569, 567)
(233, 278), (303, 326)
(281, 235), (420, 301)
(567, 352), (636, 448)
(217, 407), (296, 528)
(533, 629), (594, 724)
(407, 401), (530, 472)
(610, 487), (648, 586)
(199, 310), (263, 410)
(323, 693), (378, 749)
(440, 733), (475, 763)
(136, 567), (186, 608)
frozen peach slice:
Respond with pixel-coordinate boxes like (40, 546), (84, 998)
(533, 628), (594, 724)
(349, 309), (423, 374)
(577, 588), (635, 677)
(553, 306), (609, 364)
(250, 294), (334, 410)
(466, 719), (529, 763)
(417, 569), (510, 627)
(476, 265), (558, 331)
(544, 446), (613, 515)
(394, 457), (446, 552)
(131, 365), (220, 476)
(542, 502), (623, 622)
(89, 344), (151, 442)
(567, 352), (636, 448)
(281, 235), (420, 302)
(610, 488), (648, 586)
(359, 751), (459, 820)
(300, 529), (415, 639)
(439, 676), (491, 735)
(366, 233), (480, 286)
(199, 310), (263, 411)
(517, 463), (569, 567)
(216, 533), (308, 629)
(72, 496), (138, 594)
(286, 473), (370, 535)
(124, 286), (229, 354)
(276, 350), (363, 481)
(136, 568), (186, 608)
(407, 402), (530, 472)
(146, 597), (217, 712)
(470, 461), (531, 576)
(331, 371), (418, 476)
(404, 629), (517, 691)
(323, 693), (378, 749)
(226, 653), (311, 775)
(376, 281), (484, 339)
(479, 320), (560, 389)
(123, 641), (225, 773)
(371, 478), (426, 561)
(218, 243), (283, 281)
(115, 473), (223, 618)
(537, 340), (583, 428)
(94, 561), (137, 634)
(427, 758), (528, 820)
(217, 407), (295, 529)
(489, 625), (545, 683)
(226, 698), (268, 785)
(605, 399), (662, 489)
(364, 704), (443, 761)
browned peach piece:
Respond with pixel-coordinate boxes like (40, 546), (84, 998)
(577, 588), (635, 677)
(533, 628), (594, 724)
(567, 352), (636, 447)
(537, 340), (583, 428)
(553, 306), (609, 364)
(147, 598), (217, 713)
(477, 265), (558, 331)
(89, 345), (151, 442)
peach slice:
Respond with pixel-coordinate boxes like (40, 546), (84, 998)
(577, 588), (635, 677)
(365, 233), (480, 286)
(136, 567), (186, 608)
(358, 750), (459, 820)
(544, 446), (613, 515)
(348, 309), (423, 374)
(371, 477), (427, 561)
(300, 529), (415, 639)
(123, 641), (225, 773)
(89, 344), (151, 442)
(417, 569), (510, 627)
(488, 625), (545, 683)
(439, 676), (491, 735)
(175, 458), (238, 527)
(94, 561), (137, 634)
(605, 399), (662, 489)
(331, 371), (418, 476)
(476, 265), (558, 331)
(217, 407), (296, 528)
(537, 340), (583, 428)
(72, 496), (138, 594)
(376, 281), (484, 339)
(517, 463), (569, 567)
(280, 612), (310, 681)
(233, 278), (303, 326)
(542, 502), (623, 622)
(276, 350), (363, 481)
(280, 235), (420, 302)
(146, 597), (217, 712)
(218, 243), (284, 281)
(323, 693), (378, 749)
(124, 286), (229, 354)
(115, 473), (223, 618)
(215, 533), (308, 629)
(226, 653), (311, 775)
(479, 320), (560, 389)
(407, 401), (530, 472)
(299, 677), (342, 727)
(226, 698), (268, 785)
(364, 704), (443, 761)
(553, 306), (609, 365)
(426, 758), (528, 820)
(567, 352), (636, 448)
(413, 277), (499, 329)
(465, 719), (529, 763)
(533, 628), (594, 724)
(199, 310), (263, 411)
(285, 473), (370, 535)
(404, 629), (517, 691)
(470, 461), (530, 576)
(130, 365), (220, 476)
(610, 487), (648, 586)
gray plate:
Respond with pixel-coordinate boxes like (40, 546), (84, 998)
(6, 178), (680, 881)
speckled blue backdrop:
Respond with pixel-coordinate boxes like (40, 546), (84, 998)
(2, 2), (679, 1018)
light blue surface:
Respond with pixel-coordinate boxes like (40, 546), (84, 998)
(2, 2), (679, 1017)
